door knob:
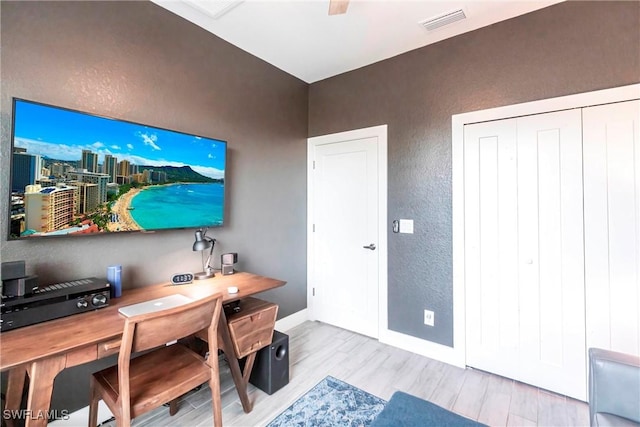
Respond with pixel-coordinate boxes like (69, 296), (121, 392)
(363, 243), (376, 250)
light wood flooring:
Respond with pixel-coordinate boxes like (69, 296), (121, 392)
(99, 320), (590, 427)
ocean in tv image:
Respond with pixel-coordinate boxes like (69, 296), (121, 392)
(9, 99), (226, 238)
(129, 183), (224, 230)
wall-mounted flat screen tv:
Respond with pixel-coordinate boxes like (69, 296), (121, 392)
(8, 98), (226, 239)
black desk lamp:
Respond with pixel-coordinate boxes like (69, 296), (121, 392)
(193, 228), (216, 279)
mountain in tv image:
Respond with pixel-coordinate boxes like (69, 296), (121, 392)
(139, 165), (224, 184)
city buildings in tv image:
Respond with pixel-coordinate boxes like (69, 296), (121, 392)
(9, 100), (226, 238)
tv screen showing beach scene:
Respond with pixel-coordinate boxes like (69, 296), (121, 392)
(8, 98), (226, 239)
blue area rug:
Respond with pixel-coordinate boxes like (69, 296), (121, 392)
(370, 391), (488, 427)
(266, 376), (386, 427)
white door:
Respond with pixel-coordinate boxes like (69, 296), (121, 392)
(308, 126), (387, 339)
(583, 100), (640, 357)
(464, 109), (587, 400)
(516, 110), (585, 400)
(463, 117), (520, 381)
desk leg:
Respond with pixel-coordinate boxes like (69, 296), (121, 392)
(3, 366), (28, 427)
(242, 353), (257, 385)
(24, 355), (66, 427)
(218, 311), (253, 413)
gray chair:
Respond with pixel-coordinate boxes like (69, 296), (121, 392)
(589, 347), (640, 427)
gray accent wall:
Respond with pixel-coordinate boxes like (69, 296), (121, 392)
(308, 1), (640, 346)
(0, 0), (307, 412)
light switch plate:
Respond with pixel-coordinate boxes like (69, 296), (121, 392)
(399, 219), (414, 234)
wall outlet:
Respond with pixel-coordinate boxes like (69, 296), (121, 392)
(423, 309), (435, 326)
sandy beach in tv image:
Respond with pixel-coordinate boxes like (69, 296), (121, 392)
(107, 187), (143, 231)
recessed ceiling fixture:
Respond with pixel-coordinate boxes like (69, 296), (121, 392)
(419, 9), (467, 31)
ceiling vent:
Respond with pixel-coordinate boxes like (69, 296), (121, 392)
(184, 0), (244, 20)
(419, 9), (467, 31)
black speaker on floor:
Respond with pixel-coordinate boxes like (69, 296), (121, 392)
(249, 330), (289, 395)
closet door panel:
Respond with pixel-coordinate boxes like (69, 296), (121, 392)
(583, 100), (640, 356)
(516, 109), (585, 400)
(464, 118), (520, 379)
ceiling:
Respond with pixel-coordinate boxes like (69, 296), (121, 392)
(152, 0), (564, 83)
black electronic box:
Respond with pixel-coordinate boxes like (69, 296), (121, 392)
(1, 277), (110, 332)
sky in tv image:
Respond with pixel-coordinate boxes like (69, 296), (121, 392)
(13, 100), (226, 180)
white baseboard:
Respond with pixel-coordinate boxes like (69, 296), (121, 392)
(276, 309), (465, 369)
(275, 308), (309, 332)
(379, 328), (466, 368)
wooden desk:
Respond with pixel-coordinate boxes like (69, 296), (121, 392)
(0, 272), (285, 427)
